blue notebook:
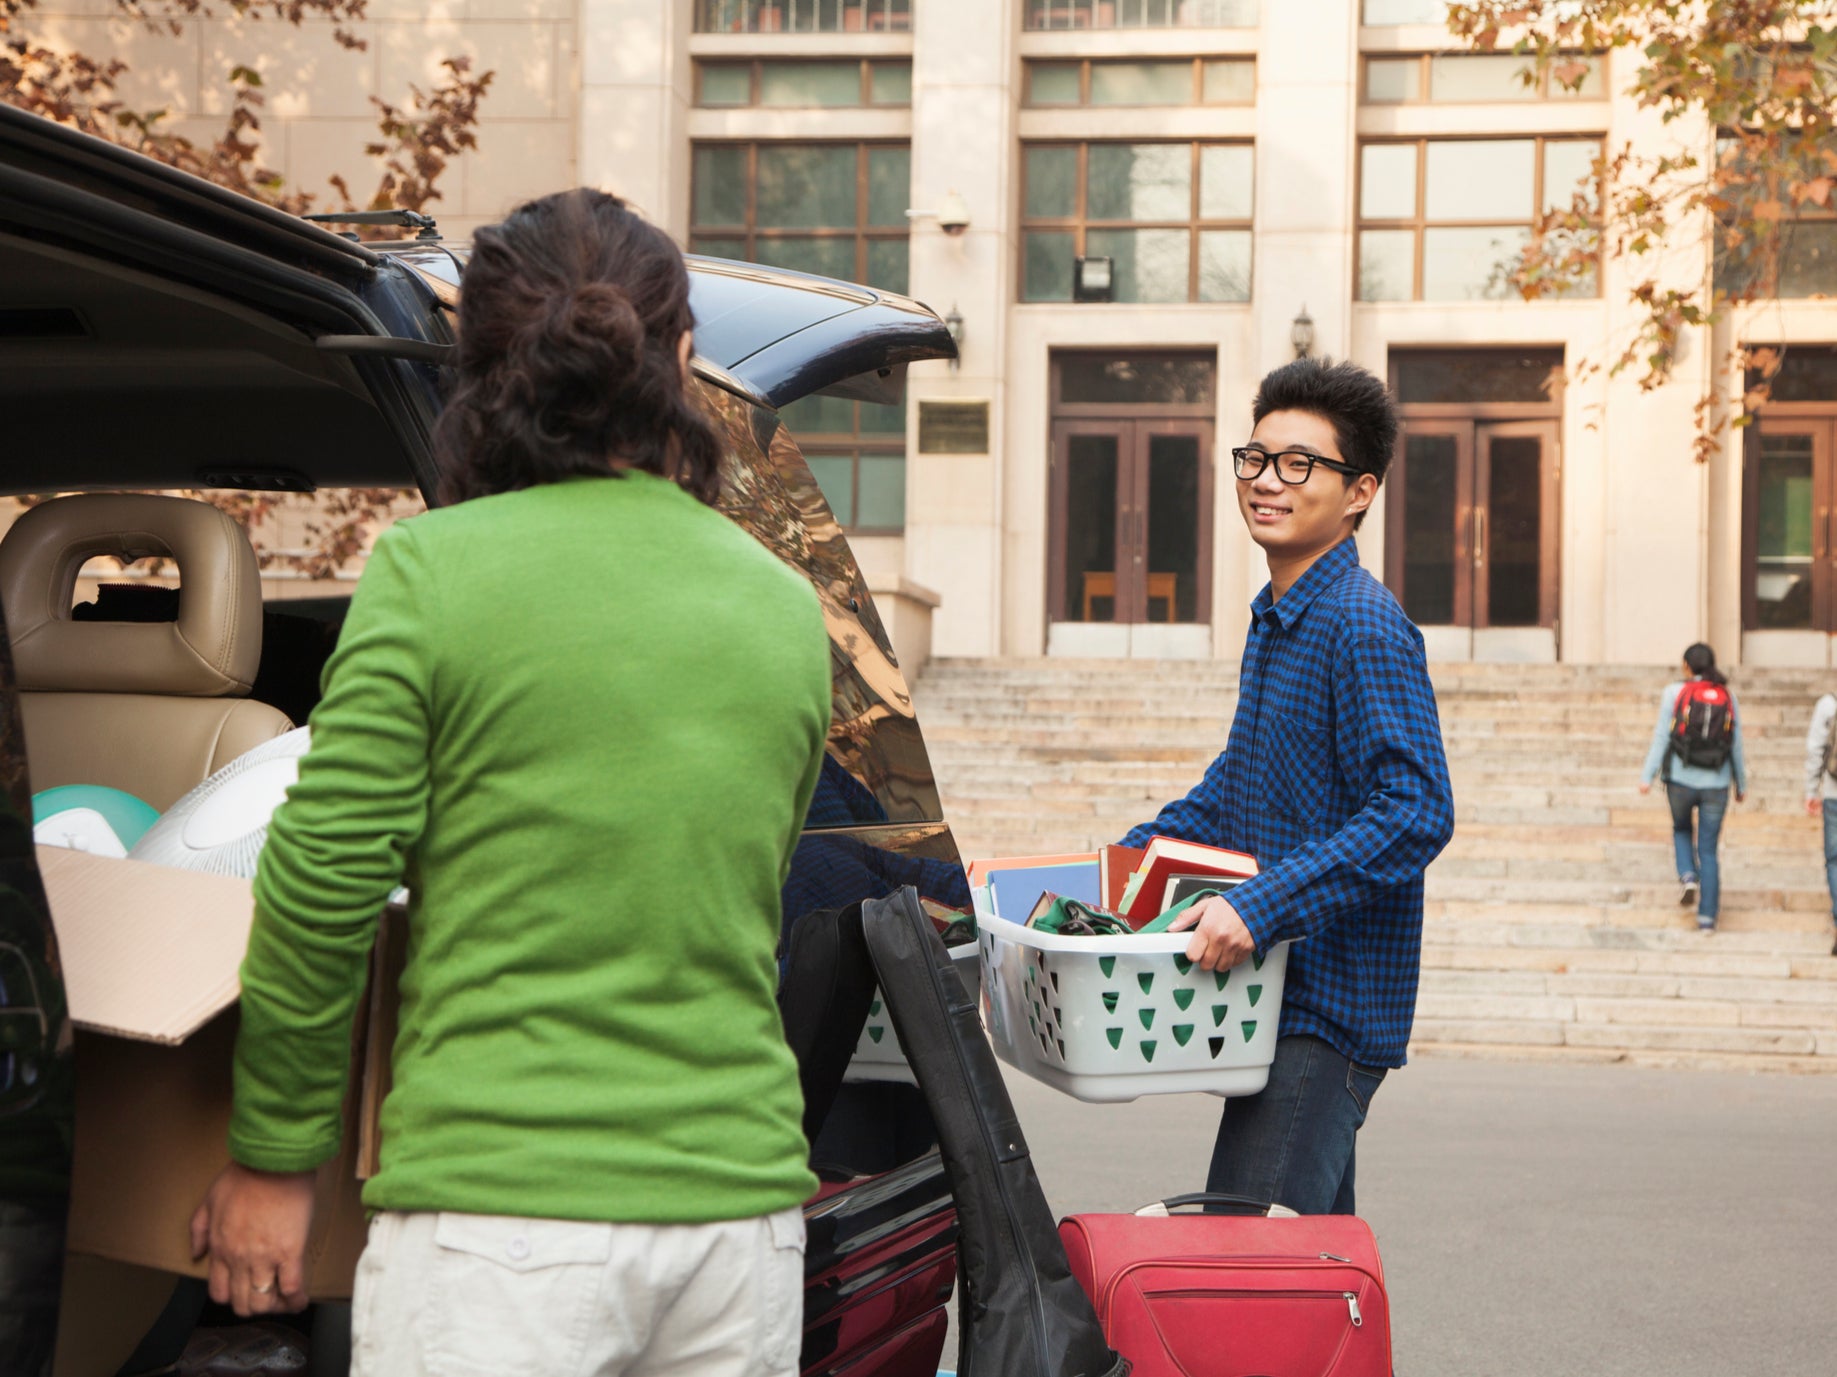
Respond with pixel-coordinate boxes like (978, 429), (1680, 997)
(988, 861), (1100, 921)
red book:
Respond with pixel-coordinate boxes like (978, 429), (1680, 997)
(1117, 836), (1258, 925)
(1099, 844), (1145, 912)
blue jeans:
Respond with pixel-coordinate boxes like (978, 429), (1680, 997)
(1205, 1033), (1387, 1216)
(1666, 783), (1727, 920)
(1821, 800), (1837, 921)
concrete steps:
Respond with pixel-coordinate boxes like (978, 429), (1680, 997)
(914, 657), (1837, 1073)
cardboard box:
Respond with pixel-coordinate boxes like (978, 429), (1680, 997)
(43, 844), (376, 1297)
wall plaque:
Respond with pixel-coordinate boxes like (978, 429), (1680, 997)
(917, 399), (991, 454)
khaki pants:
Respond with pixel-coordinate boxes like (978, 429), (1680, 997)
(350, 1207), (806, 1377)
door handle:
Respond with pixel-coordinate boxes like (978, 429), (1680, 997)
(1474, 508), (1486, 568)
(1822, 506), (1831, 560)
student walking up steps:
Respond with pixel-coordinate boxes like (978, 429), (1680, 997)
(1640, 643), (1747, 933)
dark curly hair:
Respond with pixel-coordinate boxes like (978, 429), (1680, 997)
(434, 188), (723, 507)
(1251, 358), (1399, 531)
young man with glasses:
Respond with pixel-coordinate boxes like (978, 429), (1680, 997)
(1116, 357), (1454, 1216)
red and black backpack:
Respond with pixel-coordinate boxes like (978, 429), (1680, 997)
(1668, 679), (1735, 772)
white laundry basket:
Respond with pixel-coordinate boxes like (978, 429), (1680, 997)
(978, 913), (1290, 1103)
(843, 937), (981, 1085)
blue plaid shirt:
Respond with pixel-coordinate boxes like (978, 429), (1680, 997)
(1120, 538), (1453, 1068)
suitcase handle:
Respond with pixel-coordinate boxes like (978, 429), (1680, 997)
(1135, 1192), (1301, 1219)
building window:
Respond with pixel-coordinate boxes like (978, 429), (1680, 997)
(1356, 137), (1601, 301)
(698, 60), (912, 108)
(1715, 139), (1837, 299)
(1021, 142), (1253, 303)
(1024, 58), (1254, 106)
(690, 143), (911, 293)
(1363, 53), (1604, 103)
(780, 395), (907, 532)
(696, 0), (911, 33)
(1025, 0), (1258, 28)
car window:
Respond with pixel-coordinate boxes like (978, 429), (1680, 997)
(700, 382), (947, 830)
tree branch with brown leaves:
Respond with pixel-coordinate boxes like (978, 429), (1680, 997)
(1448, 0), (1837, 461)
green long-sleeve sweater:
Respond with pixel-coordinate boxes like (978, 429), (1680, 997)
(230, 471), (829, 1223)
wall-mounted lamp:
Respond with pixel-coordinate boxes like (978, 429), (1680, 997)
(944, 304), (964, 371)
(1073, 255), (1114, 303)
(1290, 304), (1316, 359)
(905, 189), (971, 236)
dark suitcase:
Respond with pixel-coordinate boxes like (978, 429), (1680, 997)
(1059, 1194), (1391, 1377)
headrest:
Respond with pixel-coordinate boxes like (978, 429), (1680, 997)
(0, 495), (262, 696)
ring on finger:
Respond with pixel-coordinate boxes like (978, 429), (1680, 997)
(252, 1280), (275, 1295)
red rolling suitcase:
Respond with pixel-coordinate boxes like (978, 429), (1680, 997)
(1059, 1194), (1392, 1377)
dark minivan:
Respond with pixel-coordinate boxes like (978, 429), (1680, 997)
(0, 103), (970, 1377)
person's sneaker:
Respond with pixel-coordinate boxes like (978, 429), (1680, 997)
(1698, 919), (1717, 934)
(1680, 879), (1700, 908)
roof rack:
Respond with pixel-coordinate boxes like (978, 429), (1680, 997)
(301, 210), (440, 242)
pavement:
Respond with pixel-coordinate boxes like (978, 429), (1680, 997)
(956, 1055), (1837, 1376)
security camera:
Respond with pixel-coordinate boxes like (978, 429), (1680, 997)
(937, 190), (971, 237)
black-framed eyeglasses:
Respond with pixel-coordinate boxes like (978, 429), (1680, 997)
(1231, 447), (1362, 486)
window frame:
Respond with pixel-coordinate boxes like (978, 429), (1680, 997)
(694, 58), (912, 108)
(689, 141), (913, 295)
(1360, 51), (1607, 105)
(1355, 135), (1604, 302)
(1019, 140), (1256, 304)
(1022, 56), (1255, 107)
(694, 0), (912, 34)
(1024, 0), (1259, 29)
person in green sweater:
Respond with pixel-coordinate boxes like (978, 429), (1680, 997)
(189, 189), (832, 1376)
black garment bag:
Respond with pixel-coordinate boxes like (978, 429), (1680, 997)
(860, 887), (1128, 1377)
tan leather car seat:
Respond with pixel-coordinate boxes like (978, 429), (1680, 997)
(0, 494), (294, 810)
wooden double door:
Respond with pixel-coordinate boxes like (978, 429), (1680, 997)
(1048, 418), (1214, 632)
(1744, 416), (1837, 632)
(1386, 418), (1560, 658)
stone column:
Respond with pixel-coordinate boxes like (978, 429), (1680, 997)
(577, 0), (696, 234)
(903, 0), (1018, 658)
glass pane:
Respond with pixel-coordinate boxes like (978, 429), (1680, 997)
(1551, 54), (1604, 97)
(1358, 229), (1415, 300)
(1360, 144), (1418, 220)
(1363, 0), (1450, 20)
(861, 397), (906, 433)
(1065, 435), (1119, 623)
(1023, 231), (1075, 301)
(1025, 146), (1078, 219)
(1203, 59), (1255, 103)
(1147, 434), (1201, 623)
(1059, 354), (1215, 405)
(1197, 230), (1251, 302)
(805, 453), (855, 525)
(1424, 140), (1536, 221)
(780, 393), (856, 435)
(1401, 434), (1459, 624)
(869, 61), (911, 105)
(699, 63), (751, 106)
(1090, 61), (1191, 106)
(1543, 140), (1600, 214)
(1779, 221), (1837, 298)
(759, 61), (860, 106)
(1087, 227), (1190, 303)
(1429, 54), (1536, 101)
(866, 146), (910, 226)
(692, 145), (747, 225)
(1199, 145), (1253, 220)
(1755, 434), (1816, 629)
(756, 145), (856, 228)
(1421, 225), (1532, 300)
(689, 236), (746, 259)
(1028, 62), (1082, 105)
(1487, 436), (1543, 627)
(1394, 349), (1564, 404)
(856, 455), (906, 529)
(753, 236), (856, 279)
(1365, 57), (1416, 103)
(1088, 144), (1190, 222)
(1747, 346), (1837, 402)
(865, 238), (908, 292)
